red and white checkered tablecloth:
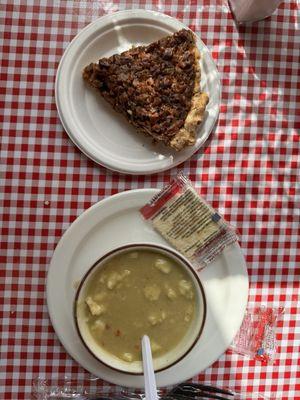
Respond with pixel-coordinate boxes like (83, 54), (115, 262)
(1, 0), (299, 398)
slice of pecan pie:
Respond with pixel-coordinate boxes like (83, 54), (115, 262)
(82, 29), (209, 151)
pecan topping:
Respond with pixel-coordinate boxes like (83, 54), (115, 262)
(82, 29), (208, 150)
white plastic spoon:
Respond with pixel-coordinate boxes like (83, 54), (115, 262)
(141, 335), (159, 400)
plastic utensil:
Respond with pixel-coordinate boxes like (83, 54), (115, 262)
(142, 335), (158, 400)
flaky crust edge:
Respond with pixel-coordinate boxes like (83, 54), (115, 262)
(169, 46), (209, 151)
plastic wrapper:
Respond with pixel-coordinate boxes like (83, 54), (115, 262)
(140, 173), (238, 270)
(31, 377), (145, 399)
(32, 378), (272, 399)
(230, 306), (284, 363)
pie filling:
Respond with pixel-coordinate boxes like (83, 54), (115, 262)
(83, 29), (209, 151)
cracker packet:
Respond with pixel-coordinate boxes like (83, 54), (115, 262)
(230, 306), (284, 364)
(140, 173), (238, 270)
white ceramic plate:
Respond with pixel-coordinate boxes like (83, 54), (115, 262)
(47, 189), (248, 388)
(55, 10), (220, 175)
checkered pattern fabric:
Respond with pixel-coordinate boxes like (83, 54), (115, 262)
(1, 0), (299, 399)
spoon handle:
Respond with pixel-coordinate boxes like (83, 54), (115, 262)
(142, 335), (158, 400)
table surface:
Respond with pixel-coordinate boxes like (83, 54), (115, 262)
(1, 0), (299, 399)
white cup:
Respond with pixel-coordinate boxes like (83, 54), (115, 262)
(228, 0), (282, 23)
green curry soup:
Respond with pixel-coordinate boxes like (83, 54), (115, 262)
(82, 249), (197, 363)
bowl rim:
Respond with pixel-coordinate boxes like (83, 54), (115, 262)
(74, 243), (207, 375)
